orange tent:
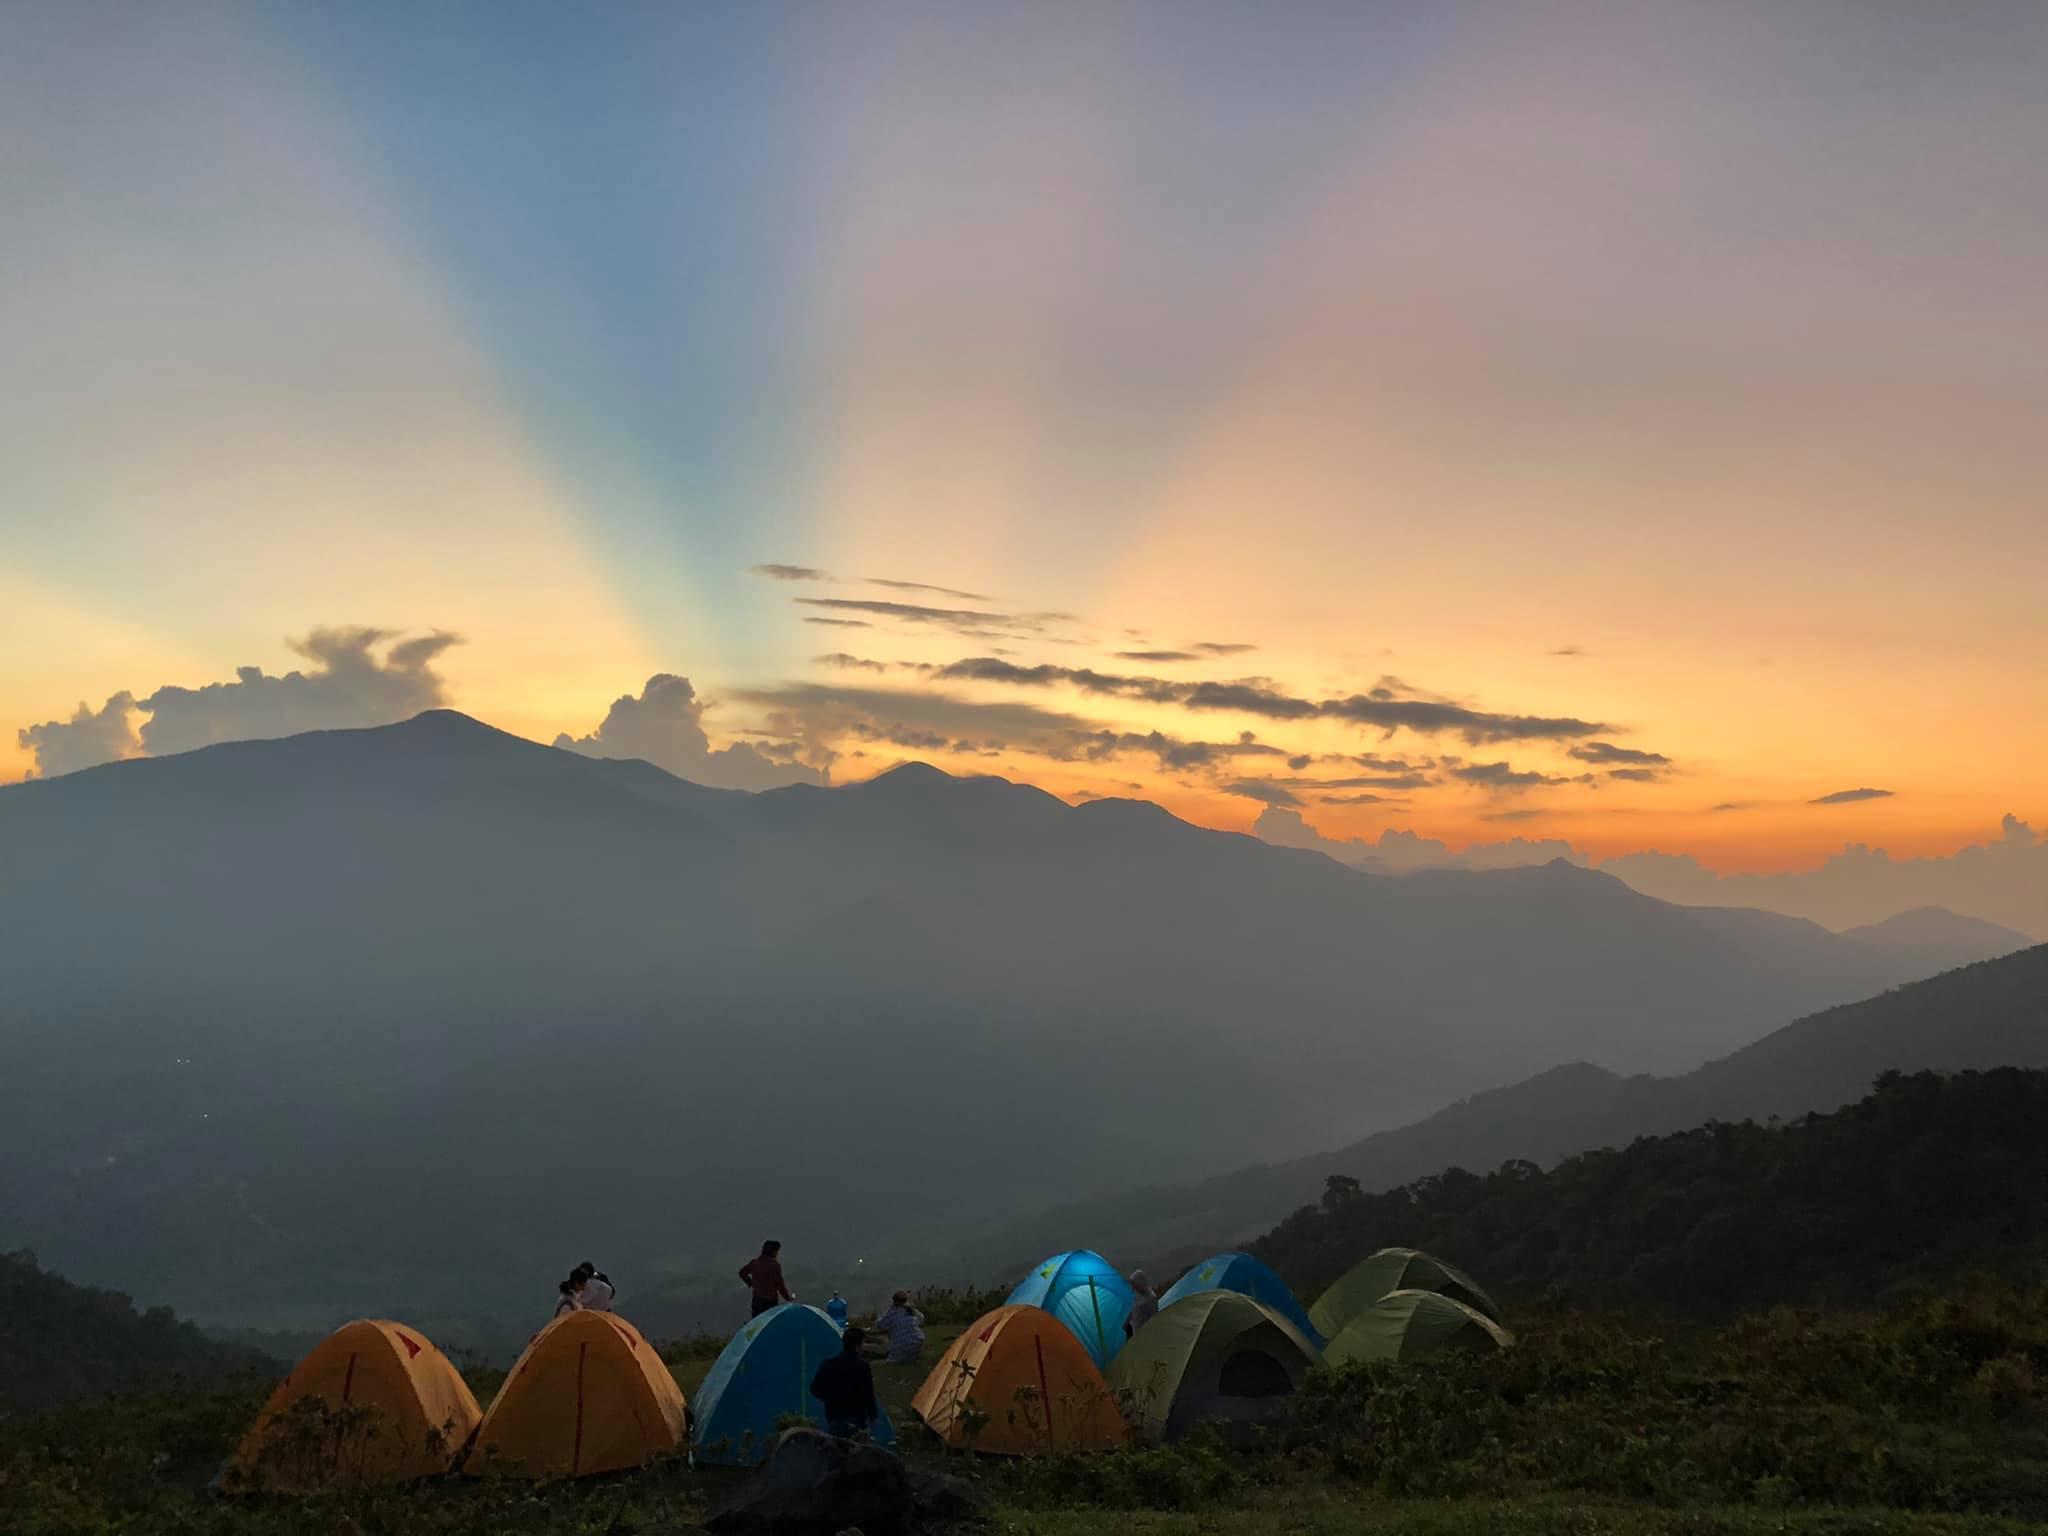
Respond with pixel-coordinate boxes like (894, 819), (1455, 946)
(230, 1319), (481, 1490)
(465, 1310), (686, 1479)
(910, 1304), (1127, 1455)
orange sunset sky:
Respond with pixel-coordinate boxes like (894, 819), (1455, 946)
(5, 2), (2044, 878)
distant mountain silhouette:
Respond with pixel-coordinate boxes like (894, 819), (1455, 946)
(936, 943), (2048, 1281)
(1837, 906), (2034, 975)
(0, 712), (1972, 1341)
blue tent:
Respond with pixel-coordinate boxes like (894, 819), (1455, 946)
(691, 1304), (896, 1466)
(1005, 1250), (1134, 1368)
(1157, 1252), (1323, 1348)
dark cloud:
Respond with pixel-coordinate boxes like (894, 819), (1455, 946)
(750, 563), (830, 582)
(850, 721), (951, 753)
(19, 626), (463, 776)
(1447, 760), (1569, 790)
(733, 681), (1095, 777)
(939, 657), (1609, 742)
(1288, 754), (1313, 771)
(1711, 802), (1753, 813)
(1551, 645), (1584, 657)
(1187, 681), (1322, 720)
(868, 578), (993, 603)
(1222, 778), (1304, 808)
(1607, 767), (1664, 783)
(803, 617), (871, 629)
(1196, 642), (1256, 655)
(1569, 741), (1671, 766)
(555, 674), (822, 791)
(1320, 692), (1608, 744)
(1311, 773), (1434, 790)
(1811, 787), (1895, 805)
(1115, 650), (1200, 663)
(815, 653), (889, 672)
(798, 599), (1071, 638)
(802, 597), (995, 625)
(1318, 751), (1437, 775)
(1320, 792), (1401, 805)
(1483, 809), (1548, 822)
(1050, 728), (1285, 772)
(17, 692), (141, 779)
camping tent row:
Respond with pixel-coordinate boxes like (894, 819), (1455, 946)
(919, 1246), (1512, 1452)
(229, 1246), (1511, 1486)
(231, 1311), (685, 1489)
(231, 1304), (882, 1489)
(1004, 1246), (1504, 1372)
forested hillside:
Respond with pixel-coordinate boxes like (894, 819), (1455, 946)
(928, 944), (2048, 1285)
(0, 1251), (274, 1417)
(1250, 1068), (2048, 1317)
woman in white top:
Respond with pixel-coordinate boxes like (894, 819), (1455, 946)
(574, 1261), (616, 1312)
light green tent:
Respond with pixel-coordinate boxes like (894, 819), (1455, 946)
(1106, 1292), (1320, 1443)
(1309, 1247), (1501, 1339)
(1320, 1288), (1512, 1366)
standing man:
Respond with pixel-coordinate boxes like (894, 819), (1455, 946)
(809, 1326), (880, 1439)
(739, 1240), (794, 1318)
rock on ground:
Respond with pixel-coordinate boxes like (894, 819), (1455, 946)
(704, 1427), (987, 1536)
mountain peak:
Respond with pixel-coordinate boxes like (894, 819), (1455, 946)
(864, 760), (955, 787)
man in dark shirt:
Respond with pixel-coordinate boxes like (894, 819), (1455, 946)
(810, 1327), (879, 1438)
(738, 1240), (793, 1317)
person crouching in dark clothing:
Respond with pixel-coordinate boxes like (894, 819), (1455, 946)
(810, 1327), (879, 1439)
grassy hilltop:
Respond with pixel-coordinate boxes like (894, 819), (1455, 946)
(6, 1071), (2048, 1533)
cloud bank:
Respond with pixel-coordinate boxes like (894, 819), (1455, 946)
(17, 627), (460, 778)
(934, 657), (1612, 743)
(554, 674), (822, 791)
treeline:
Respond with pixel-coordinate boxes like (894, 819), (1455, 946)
(1251, 1067), (2048, 1317)
(0, 1249), (275, 1417)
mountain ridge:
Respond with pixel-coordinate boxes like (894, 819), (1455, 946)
(0, 710), (1987, 1341)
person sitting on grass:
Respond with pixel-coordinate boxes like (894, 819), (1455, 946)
(809, 1326), (880, 1439)
(872, 1290), (927, 1364)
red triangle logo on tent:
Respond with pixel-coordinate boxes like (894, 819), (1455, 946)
(395, 1331), (423, 1358)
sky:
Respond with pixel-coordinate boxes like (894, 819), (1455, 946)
(6, 1), (2046, 884)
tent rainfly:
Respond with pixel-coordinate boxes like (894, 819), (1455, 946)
(1309, 1246), (1502, 1340)
(1319, 1288), (1513, 1366)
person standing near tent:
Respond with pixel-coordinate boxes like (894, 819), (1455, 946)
(872, 1290), (926, 1364)
(574, 1261), (616, 1312)
(738, 1240), (794, 1318)
(1125, 1270), (1160, 1339)
(824, 1290), (850, 1331)
(809, 1326), (880, 1438)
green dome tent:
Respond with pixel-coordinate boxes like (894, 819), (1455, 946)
(1320, 1288), (1512, 1366)
(1309, 1247), (1501, 1339)
(1106, 1291), (1319, 1443)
